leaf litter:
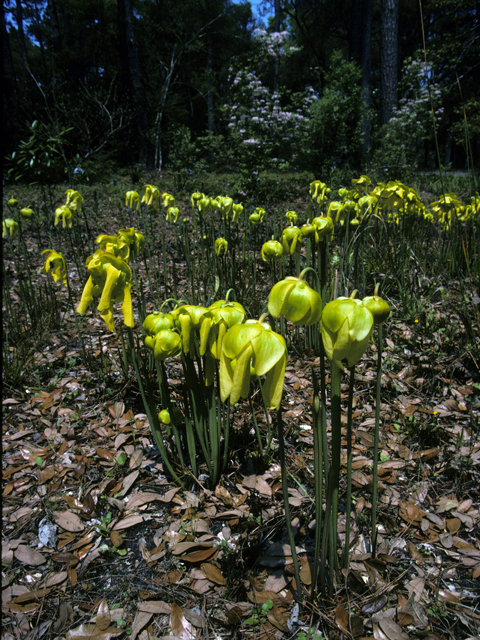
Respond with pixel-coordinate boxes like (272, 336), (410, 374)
(2, 185), (480, 640)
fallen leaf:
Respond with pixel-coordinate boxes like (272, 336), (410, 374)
(14, 545), (46, 566)
(53, 511), (85, 532)
(200, 563), (226, 585)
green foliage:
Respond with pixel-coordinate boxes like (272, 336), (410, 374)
(302, 52), (364, 173)
(373, 56), (445, 174)
(5, 121), (72, 185)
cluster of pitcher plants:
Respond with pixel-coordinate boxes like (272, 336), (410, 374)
(4, 174), (478, 602)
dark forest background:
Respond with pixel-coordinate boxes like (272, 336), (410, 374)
(3, 0), (480, 184)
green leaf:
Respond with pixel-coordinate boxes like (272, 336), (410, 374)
(116, 452), (127, 466)
(35, 457), (43, 467)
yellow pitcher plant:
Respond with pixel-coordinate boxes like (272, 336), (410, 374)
(219, 319), (287, 410)
(321, 294), (374, 367)
(3, 219), (19, 239)
(41, 249), (67, 286)
(261, 239), (283, 262)
(65, 189), (83, 213)
(54, 205), (73, 228)
(141, 184), (160, 210)
(77, 252), (134, 332)
(268, 274), (322, 326)
(125, 191), (140, 210)
(215, 237), (228, 256)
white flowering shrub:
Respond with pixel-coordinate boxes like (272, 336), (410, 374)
(376, 56), (445, 170)
(221, 30), (317, 175)
(304, 52), (363, 172)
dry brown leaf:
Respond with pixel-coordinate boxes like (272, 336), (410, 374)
(170, 602), (186, 636)
(335, 604), (350, 635)
(129, 449), (144, 469)
(399, 501), (425, 524)
(215, 485), (233, 506)
(131, 612), (153, 640)
(267, 605), (290, 633)
(14, 545), (46, 566)
(378, 616), (410, 640)
(95, 598), (111, 631)
(110, 531), (123, 548)
(53, 511), (85, 532)
(138, 601), (171, 614)
(126, 492), (166, 510)
(171, 541), (212, 555)
(181, 547), (218, 563)
(112, 515), (144, 530)
(200, 563), (226, 585)
(53, 603), (74, 634)
(43, 571), (68, 587)
(299, 558), (312, 585)
(36, 465), (56, 484)
(66, 623), (123, 640)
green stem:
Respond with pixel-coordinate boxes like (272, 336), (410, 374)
(126, 328), (184, 487)
(371, 323), (383, 557)
(276, 405), (302, 605)
(311, 370), (323, 600)
(342, 366), (356, 570)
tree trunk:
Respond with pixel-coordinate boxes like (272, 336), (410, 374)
(361, 0), (373, 167)
(14, 0), (29, 69)
(46, 0), (62, 54)
(273, 0), (281, 93)
(207, 42), (215, 133)
(118, 0), (151, 166)
(380, 0), (399, 125)
(3, 8), (21, 150)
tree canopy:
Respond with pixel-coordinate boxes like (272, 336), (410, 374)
(3, 0), (479, 181)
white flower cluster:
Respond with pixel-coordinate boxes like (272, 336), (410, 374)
(223, 69), (316, 165)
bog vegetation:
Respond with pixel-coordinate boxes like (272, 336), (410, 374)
(2, 0), (480, 638)
(2, 170), (480, 639)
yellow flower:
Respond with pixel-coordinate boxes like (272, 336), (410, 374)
(362, 294), (391, 325)
(171, 305), (210, 357)
(54, 205), (73, 228)
(166, 206), (180, 223)
(191, 192), (204, 209)
(198, 196), (213, 213)
(143, 311), (175, 349)
(261, 239), (283, 262)
(215, 237), (228, 256)
(161, 192), (175, 208)
(336, 200), (358, 226)
(20, 208), (34, 219)
(281, 226), (303, 255)
(321, 297), (374, 367)
(285, 210), (298, 224)
(3, 218), (19, 239)
(312, 216), (334, 241)
(65, 189), (83, 213)
(268, 276), (322, 326)
(95, 235), (130, 261)
(219, 320), (287, 409)
(217, 196), (234, 220)
(7, 198), (18, 210)
(309, 180), (326, 202)
(118, 227), (145, 261)
(232, 203), (244, 222)
(125, 191), (140, 210)
(352, 175), (372, 194)
(200, 299), (247, 359)
(249, 207), (266, 225)
(41, 249), (67, 286)
(77, 252), (134, 332)
(152, 330), (182, 361)
(141, 185), (160, 210)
